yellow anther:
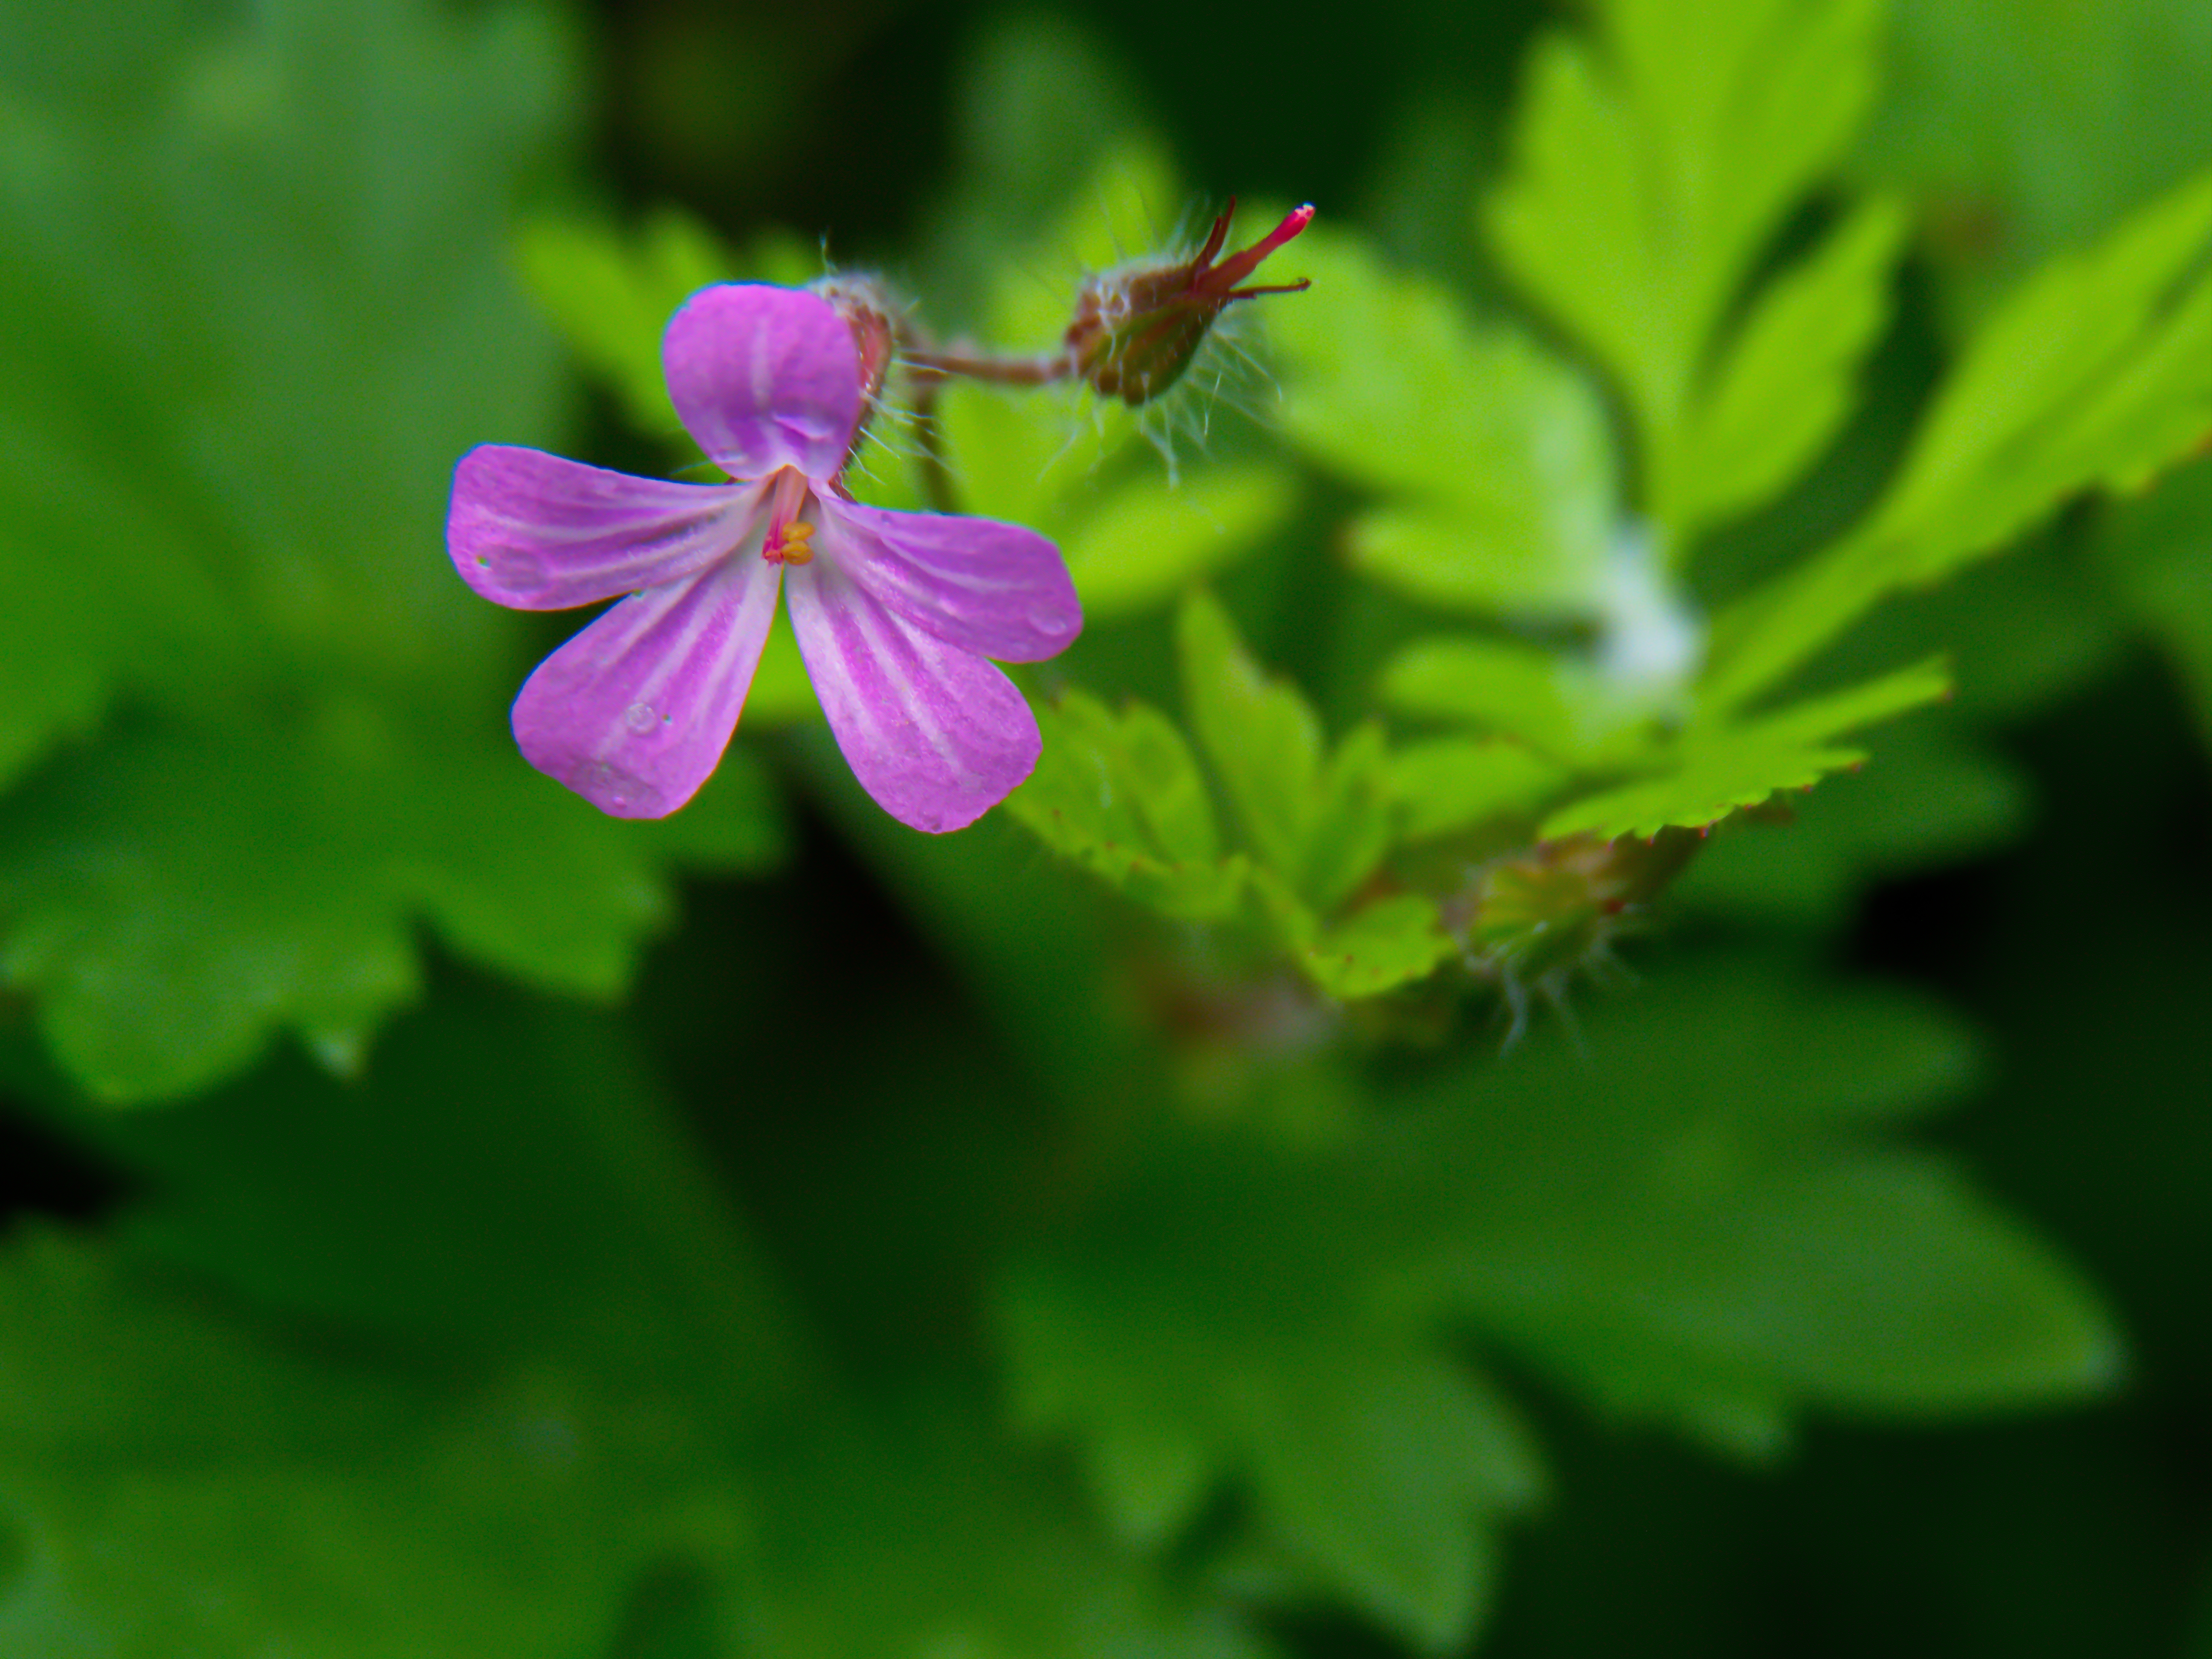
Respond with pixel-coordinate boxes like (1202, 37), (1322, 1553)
(763, 519), (816, 565)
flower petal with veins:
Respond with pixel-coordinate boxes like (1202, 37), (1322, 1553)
(785, 555), (1042, 833)
(512, 557), (782, 819)
(449, 446), (759, 610)
(816, 496), (1082, 664)
(663, 285), (863, 481)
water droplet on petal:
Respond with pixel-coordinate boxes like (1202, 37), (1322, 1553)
(624, 701), (657, 733)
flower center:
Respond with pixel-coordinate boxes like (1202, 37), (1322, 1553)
(760, 466), (815, 566)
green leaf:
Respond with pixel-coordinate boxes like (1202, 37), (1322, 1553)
(1006, 691), (1246, 920)
(1854, 0), (2212, 300)
(1538, 740), (1866, 843)
(0, 707), (781, 1103)
(1268, 227), (1617, 614)
(1670, 198), (1910, 536)
(1672, 722), (2030, 927)
(1708, 170), (2212, 707)
(1178, 593), (1393, 910)
(1249, 876), (1458, 1001)
(1484, 0), (1885, 477)
(1391, 738), (1565, 841)
(1000, 1157), (1543, 1651)
(0, 0), (570, 790)
(1381, 960), (2122, 1449)
(0, 0), (790, 1102)
(739, 1391), (1272, 1659)
(1539, 658), (1950, 841)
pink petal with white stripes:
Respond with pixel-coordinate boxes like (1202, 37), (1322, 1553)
(662, 285), (862, 481)
(511, 557), (782, 819)
(447, 445), (758, 611)
(784, 556), (1040, 833)
(816, 496), (1081, 664)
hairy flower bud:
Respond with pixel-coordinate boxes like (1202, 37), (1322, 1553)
(1065, 201), (1314, 406)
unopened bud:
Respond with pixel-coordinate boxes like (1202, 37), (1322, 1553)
(1065, 201), (1314, 406)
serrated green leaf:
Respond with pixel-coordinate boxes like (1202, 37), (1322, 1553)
(1391, 738), (1565, 841)
(1249, 874), (1457, 1000)
(1179, 594), (1398, 911)
(1854, 0), (2212, 302)
(1299, 724), (1394, 913)
(1708, 170), (2212, 707)
(1177, 593), (1325, 873)
(743, 1392), (1272, 1659)
(1672, 722), (2030, 927)
(0, 708), (781, 1104)
(1268, 227), (1617, 614)
(1484, 0), (1885, 479)
(1539, 741), (1865, 842)
(1543, 658), (1948, 842)
(1005, 690), (1245, 920)
(1670, 197), (1910, 536)
(1728, 654), (1955, 747)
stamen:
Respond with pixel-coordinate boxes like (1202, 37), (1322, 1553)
(761, 467), (816, 565)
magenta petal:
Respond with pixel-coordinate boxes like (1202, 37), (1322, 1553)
(511, 557), (781, 819)
(784, 557), (1041, 833)
(448, 445), (758, 611)
(816, 496), (1082, 664)
(662, 285), (863, 481)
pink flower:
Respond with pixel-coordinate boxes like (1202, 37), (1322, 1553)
(447, 284), (1082, 832)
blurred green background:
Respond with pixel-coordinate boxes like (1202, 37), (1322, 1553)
(3, 0), (2210, 1654)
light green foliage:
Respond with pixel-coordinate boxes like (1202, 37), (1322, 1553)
(514, 210), (815, 437)
(1708, 171), (2212, 708)
(1672, 198), (1911, 537)
(1005, 691), (1246, 921)
(1856, 0), (2212, 297)
(1267, 227), (1618, 612)
(0, 0), (785, 1105)
(1540, 658), (1950, 841)
(1179, 592), (1392, 913)
(1391, 738), (1563, 841)
(1060, 465), (1300, 621)
(1483, 0), (1889, 539)
(1250, 879), (1457, 1001)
